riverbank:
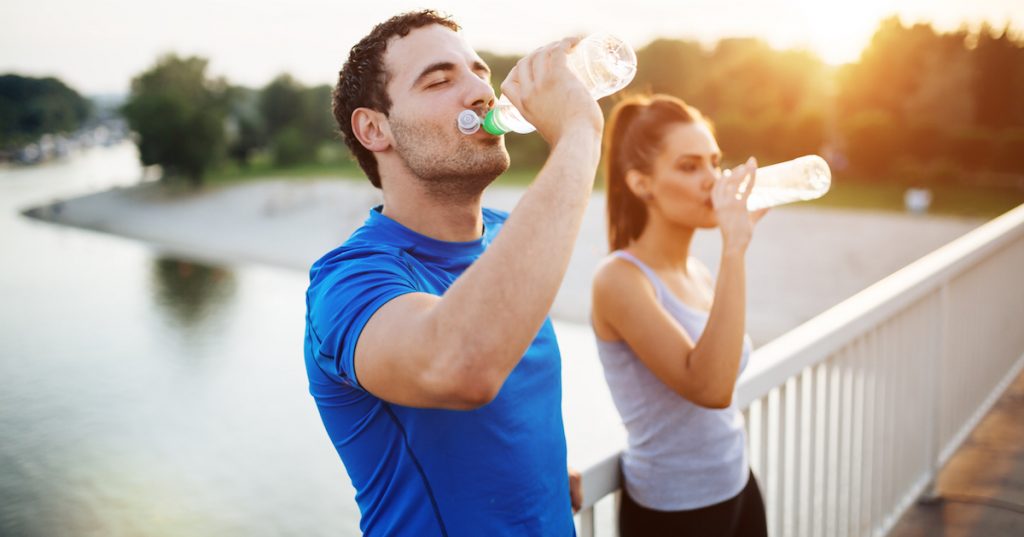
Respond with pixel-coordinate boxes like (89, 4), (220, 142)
(24, 177), (986, 344)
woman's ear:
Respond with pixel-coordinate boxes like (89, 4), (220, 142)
(351, 108), (391, 152)
(625, 169), (653, 201)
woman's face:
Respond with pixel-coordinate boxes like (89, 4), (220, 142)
(643, 121), (723, 229)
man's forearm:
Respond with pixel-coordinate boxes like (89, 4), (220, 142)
(430, 128), (601, 377)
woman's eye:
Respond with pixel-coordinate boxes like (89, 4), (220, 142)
(679, 164), (697, 172)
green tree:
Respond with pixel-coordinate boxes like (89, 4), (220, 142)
(972, 25), (1024, 130)
(259, 74), (306, 138)
(303, 84), (337, 145)
(837, 18), (1024, 179)
(838, 20), (960, 176)
(697, 39), (829, 163)
(121, 55), (228, 186)
(258, 75), (336, 166)
(841, 109), (904, 175)
(0, 74), (91, 149)
(632, 39), (707, 102)
(225, 85), (267, 167)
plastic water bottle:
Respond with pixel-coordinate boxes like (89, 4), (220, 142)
(743, 155), (832, 210)
(458, 34), (637, 136)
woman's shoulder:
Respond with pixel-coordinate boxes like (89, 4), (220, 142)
(593, 253), (660, 340)
(595, 252), (644, 286)
(593, 252), (659, 304)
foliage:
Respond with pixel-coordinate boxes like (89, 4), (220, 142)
(121, 55), (229, 186)
(115, 18), (1024, 191)
(259, 75), (335, 167)
(838, 18), (1024, 183)
(0, 74), (91, 148)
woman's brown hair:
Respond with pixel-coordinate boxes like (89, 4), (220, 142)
(604, 94), (711, 251)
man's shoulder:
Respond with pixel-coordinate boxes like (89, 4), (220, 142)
(307, 219), (418, 295)
(310, 240), (410, 282)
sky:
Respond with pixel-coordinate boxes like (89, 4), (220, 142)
(1, 0), (1020, 95)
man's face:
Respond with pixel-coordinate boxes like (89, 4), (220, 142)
(382, 24), (509, 198)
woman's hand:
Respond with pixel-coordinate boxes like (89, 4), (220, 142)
(712, 156), (769, 253)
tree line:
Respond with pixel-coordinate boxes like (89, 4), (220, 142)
(118, 55), (335, 186)
(0, 74), (91, 150)
(118, 17), (1023, 187)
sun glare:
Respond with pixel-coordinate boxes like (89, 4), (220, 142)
(787, 0), (895, 65)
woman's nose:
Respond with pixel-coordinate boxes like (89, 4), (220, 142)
(703, 167), (720, 190)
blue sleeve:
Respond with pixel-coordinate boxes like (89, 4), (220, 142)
(306, 250), (418, 391)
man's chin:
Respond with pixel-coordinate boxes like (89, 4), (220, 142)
(472, 145), (510, 177)
(473, 159), (510, 184)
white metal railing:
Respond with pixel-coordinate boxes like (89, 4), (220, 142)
(575, 203), (1024, 537)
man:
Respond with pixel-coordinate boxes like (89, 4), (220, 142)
(304, 10), (601, 536)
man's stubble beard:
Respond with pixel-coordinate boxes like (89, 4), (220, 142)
(390, 116), (510, 202)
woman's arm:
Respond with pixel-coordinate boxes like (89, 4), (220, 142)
(593, 255), (738, 408)
(592, 158), (766, 408)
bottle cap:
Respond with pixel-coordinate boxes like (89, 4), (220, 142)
(457, 110), (481, 135)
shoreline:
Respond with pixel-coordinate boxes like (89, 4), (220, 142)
(23, 177), (985, 345)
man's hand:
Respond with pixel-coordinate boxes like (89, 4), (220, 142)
(499, 37), (604, 146)
(569, 467), (583, 513)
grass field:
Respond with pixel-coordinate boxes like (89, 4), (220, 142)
(802, 177), (1024, 218)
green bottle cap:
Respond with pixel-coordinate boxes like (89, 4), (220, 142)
(482, 109), (506, 136)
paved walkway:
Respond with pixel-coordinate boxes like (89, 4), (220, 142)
(889, 368), (1024, 537)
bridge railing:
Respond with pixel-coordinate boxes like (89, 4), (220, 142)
(575, 204), (1024, 537)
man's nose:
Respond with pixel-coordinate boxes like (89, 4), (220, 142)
(463, 74), (496, 112)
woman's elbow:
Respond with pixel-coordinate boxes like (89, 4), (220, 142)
(699, 394), (733, 410)
(677, 386), (733, 409)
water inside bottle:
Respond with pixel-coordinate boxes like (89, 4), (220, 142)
(747, 185), (825, 211)
(567, 35), (638, 99)
(744, 156), (831, 210)
(468, 33), (637, 136)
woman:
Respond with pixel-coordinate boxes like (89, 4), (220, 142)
(591, 94), (769, 536)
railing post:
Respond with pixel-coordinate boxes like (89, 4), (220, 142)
(919, 283), (949, 503)
(577, 508), (595, 537)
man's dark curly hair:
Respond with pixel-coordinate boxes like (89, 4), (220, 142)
(332, 10), (460, 188)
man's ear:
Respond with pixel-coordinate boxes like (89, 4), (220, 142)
(351, 108), (392, 153)
(625, 169), (653, 201)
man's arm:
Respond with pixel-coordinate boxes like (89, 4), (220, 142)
(354, 38), (603, 409)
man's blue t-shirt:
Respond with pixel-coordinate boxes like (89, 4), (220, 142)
(304, 206), (574, 537)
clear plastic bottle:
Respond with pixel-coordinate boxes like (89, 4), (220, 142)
(744, 155), (832, 210)
(458, 34), (637, 136)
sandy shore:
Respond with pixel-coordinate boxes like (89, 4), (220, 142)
(27, 177), (983, 345)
